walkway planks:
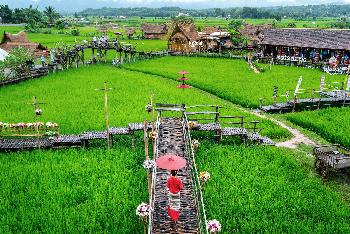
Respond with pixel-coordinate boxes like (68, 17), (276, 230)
(151, 117), (199, 234)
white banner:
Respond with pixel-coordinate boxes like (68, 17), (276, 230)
(294, 76), (303, 97)
(346, 76), (350, 91)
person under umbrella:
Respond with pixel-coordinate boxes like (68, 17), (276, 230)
(156, 154), (186, 222)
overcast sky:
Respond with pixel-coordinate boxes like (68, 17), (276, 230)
(2, 0), (350, 11)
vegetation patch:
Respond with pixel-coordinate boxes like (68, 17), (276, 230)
(286, 107), (350, 148)
(197, 143), (350, 233)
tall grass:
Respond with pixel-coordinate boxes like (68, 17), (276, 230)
(286, 107), (350, 148)
(0, 146), (147, 233)
(197, 142), (350, 233)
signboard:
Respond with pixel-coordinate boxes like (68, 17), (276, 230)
(276, 55), (306, 63)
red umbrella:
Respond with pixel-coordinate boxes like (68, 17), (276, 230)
(156, 154), (187, 170)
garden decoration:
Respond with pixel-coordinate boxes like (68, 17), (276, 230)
(206, 219), (222, 233)
(177, 70), (191, 89)
(28, 96), (46, 137)
(192, 139), (200, 152)
(188, 121), (198, 130)
(95, 81), (113, 149)
(136, 202), (153, 234)
(199, 171), (210, 187)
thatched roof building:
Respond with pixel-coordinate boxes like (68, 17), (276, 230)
(239, 24), (272, 45)
(124, 27), (136, 38)
(141, 23), (168, 39)
(168, 22), (201, 53)
(201, 26), (222, 35)
(0, 31), (47, 56)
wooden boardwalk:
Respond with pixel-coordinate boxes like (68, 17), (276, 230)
(261, 97), (350, 113)
(151, 117), (199, 234)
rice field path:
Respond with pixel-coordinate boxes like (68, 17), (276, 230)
(251, 111), (318, 149)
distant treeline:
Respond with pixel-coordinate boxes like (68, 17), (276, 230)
(78, 4), (350, 19)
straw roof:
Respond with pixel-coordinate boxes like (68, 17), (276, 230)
(260, 29), (350, 50)
(201, 27), (221, 35)
(0, 31), (47, 54)
(124, 27), (136, 36)
(169, 22), (200, 42)
(240, 24), (272, 41)
(141, 23), (168, 34)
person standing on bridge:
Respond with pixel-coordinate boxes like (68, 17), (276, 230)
(167, 170), (183, 221)
(156, 154), (186, 223)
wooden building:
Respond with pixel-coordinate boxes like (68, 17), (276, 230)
(168, 22), (201, 53)
(124, 27), (136, 39)
(258, 29), (350, 66)
(0, 31), (47, 56)
(239, 23), (272, 47)
(199, 27), (234, 52)
(141, 23), (168, 39)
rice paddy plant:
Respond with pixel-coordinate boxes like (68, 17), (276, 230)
(0, 146), (148, 233)
(0, 65), (290, 139)
(286, 107), (350, 148)
(123, 56), (344, 108)
(196, 142), (350, 233)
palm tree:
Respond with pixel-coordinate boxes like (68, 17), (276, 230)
(44, 6), (60, 27)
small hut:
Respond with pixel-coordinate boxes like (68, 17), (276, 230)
(141, 23), (168, 39)
(168, 22), (201, 53)
(0, 31), (47, 56)
(124, 27), (136, 39)
(199, 27), (233, 52)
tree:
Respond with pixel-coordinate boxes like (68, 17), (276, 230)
(228, 19), (244, 31)
(44, 6), (60, 27)
(0, 5), (12, 23)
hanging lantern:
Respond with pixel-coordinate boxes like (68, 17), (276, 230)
(177, 70), (191, 89)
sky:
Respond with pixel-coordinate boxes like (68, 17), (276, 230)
(2, 0), (350, 12)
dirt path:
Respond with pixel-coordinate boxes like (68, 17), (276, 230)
(252, 111), (318, 149)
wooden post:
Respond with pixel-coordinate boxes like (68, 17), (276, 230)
(92, 48), (95, 64)
(215, 106), (219, 123)
(96, 82), (112, 149)
(144, 120), (152, 195)
(151, 94), (155, 132)
(81, 47), (85, 65)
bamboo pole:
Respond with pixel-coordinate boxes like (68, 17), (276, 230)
(151, 94), (155, 132)
(104, 81), (111, 150)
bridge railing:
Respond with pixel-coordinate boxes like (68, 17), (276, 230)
(183, 114), (208, 234)
(148, 114), (160, 234)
